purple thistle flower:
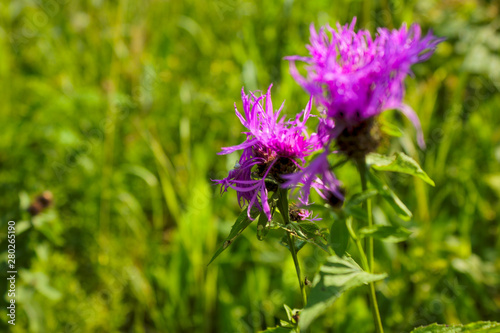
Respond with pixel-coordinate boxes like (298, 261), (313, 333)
(289, 204), (321, 222)
(281, 18), (443, 205)
(282, 150), (344, 208)
(214, 84), (321, 220)
(285, 17), (444, 148)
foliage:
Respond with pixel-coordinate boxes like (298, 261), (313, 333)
(298, 256), (387, 330)
(411, 321), (500, 333)
(0, 0), (499, 332)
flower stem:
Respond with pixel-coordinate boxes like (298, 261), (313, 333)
(356, 159), (384, 333)
(278, 189), (307, 307)
(346, 218), (369, 270)
(287, 233), (307, 306)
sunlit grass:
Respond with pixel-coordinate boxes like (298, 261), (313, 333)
(0, 0), (499, 332)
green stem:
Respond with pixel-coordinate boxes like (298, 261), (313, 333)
(356, 159), (384, 333)
(356, 160), (374, 270)
(346, 217), (369, 270)
(288, 233), (307, 306)
(278, 189), (307, 307)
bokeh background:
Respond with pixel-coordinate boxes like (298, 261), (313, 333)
(1, 0), (499, 332)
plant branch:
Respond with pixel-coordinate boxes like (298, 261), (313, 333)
(278, 188), (307, 307)
(356, 158), (384, 333)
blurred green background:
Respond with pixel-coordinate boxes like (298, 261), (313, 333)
(1, 0), (499, 332)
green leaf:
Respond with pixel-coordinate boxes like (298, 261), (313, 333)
(257, 211), (271, 241)
(366, 152), (435, 186)
(485, 174), (500, 197)
(299, 256), (387, 330)
(367, 171), (412, 220)
(19, 191), (31, 210)
(380, 120), (402, 137)
(329, 217), (349, 257)
(305, 203), (332, 215)
(345, 190), (378, 208)
(277, 188), (290, 224)
(280, 320), (294, 328)
(15, 220), (32, 235)
(284, 304), (294, 321)
(21, 270), (62, 301)
(279, 222), (330, 254)
(258, 327), (293, 333)
(344, 205), (368, 222)
(297, 222), (321, 238)
(410, 321), (500, 333)
(359, 225), (412, 243)
(208, 208), (258, 265)
(280, 235), (307, 253)
(283, 304), (301, 325)
(343, 190), (377, 223)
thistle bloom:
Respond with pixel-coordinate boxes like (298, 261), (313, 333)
(282, 149), (344, 207)
(214, 85), (321, 220)
(289, 204), (321, 222)
(286, 18), (444, 150)
(282, 18), (443, 204)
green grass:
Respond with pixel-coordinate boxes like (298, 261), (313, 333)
(0, 0), (499, 332)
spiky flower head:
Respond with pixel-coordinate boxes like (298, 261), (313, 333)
(281, 18), (443, 205)
(289, 204), (321, 222)
(214, 85), (321, 220)
(286, 18), (444, 156)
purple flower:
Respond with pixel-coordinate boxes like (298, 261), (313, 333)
(282, 150), (344, 208)
(214, 84), (321, 220)
(281, 18), (443, 204)
(286, 17), (444, 148)
(289, 204), (321, 222)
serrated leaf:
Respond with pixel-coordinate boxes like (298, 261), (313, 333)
(329, 217), (349, 257)
(367, 171), (412, 220)
(366, 152), (435, 186)
(208, 208), (258, 265)
(359, 225), (412, 243)
(297, 222), (321, 238)
(308, 238), (330, 253)
(279, 223), (330, 254)
(410, 321), (500, 333)
(299, 256), (387, 330)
